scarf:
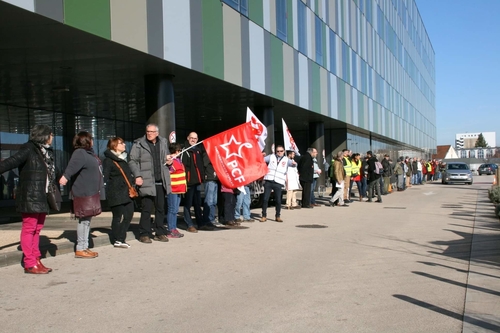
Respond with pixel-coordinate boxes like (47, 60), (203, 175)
(38, 143), (55, 182)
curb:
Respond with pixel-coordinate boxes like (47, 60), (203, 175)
(0, 230), (137, 268)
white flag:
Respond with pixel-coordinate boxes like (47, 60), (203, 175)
(246, 107), (267, 151)
(282, 119), (300, 156)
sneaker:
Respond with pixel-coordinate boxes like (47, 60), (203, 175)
(243, 218), (255, 222)
(167, 233), (181, 239)
(212, 221), (223, 227)
(171, 229), (184, 238)
(113, 241), (130, 248)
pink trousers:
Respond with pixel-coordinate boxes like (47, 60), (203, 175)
(20, 213), (47, 268)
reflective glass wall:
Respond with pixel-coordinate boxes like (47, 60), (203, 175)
(0, 103), (145, 202)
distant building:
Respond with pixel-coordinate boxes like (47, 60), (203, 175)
(455, 132), (496, 149)
(432, 145), (458, 160)
(456, 147), (498, 159)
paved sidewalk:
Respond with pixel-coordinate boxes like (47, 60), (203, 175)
(0, 178), (499, 332)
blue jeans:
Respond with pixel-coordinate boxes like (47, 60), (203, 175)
(411, 173), (418, 185)
(379, 177), (387, 194)
(360, 178), (367, 197)
(166, 193), (181, 231)
(235, 186), (251, 220)
(203, 181), (218, 224)
(311, 178), (318, 204)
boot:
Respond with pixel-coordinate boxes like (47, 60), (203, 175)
(36, 257), (52, 272)
(24, 265), (49, 274)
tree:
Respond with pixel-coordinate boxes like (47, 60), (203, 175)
(475, 133), (489, 148)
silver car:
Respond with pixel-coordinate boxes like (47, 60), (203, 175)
(442, 162), (473, 185)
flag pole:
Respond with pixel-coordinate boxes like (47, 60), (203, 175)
(173, 140), (204, 158)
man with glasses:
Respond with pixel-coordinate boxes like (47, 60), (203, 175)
(180, 132), (205, 232)
(260, 145), (295, 223)
(129, 123), (172, 243)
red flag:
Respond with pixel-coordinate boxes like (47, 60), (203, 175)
(203, 123), (268, 189)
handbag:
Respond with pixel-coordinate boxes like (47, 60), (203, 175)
(47, 183), (62, 211)
(72, 192), (102, 218)
(113, 161), (139, 198)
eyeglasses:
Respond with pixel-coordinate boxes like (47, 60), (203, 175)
(188, 137), (198, 140)
(146, 131), (158, 134)
(276, 150), (284, 153)
(118, 142), (125, 145)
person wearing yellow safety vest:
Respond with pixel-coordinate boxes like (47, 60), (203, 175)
(349, 153), (364, 201)
(342, 149), (352, 203)
(425, 160), (433, 182)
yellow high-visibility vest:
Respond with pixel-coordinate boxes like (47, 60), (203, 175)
(343, 156), (352, 176)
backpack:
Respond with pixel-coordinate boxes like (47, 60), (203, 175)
(374, 161), (383, 175)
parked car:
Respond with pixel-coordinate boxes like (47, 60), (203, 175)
(442, 162), (473, 185)
(478, 163), (498, 176)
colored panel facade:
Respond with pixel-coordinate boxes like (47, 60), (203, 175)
(64, 0), (111, 40)
(13, 0), (436, 151)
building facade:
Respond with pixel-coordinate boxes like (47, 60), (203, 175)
(455, 132), (496, 149)
(0, 0), (436, 204)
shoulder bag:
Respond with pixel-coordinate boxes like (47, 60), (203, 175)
(113, 161), (139, 198)
(47, 183), (62, 211)
(72, 192), (101, 218)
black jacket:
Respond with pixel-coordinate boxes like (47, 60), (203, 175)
(367, 156), (381, 182)
(382, 158), (392, 177)
(0, 141), (51, 213)
(297, 152), (314, 183)
(180, 141), (204, 186)
(203, 148), (218, 182)
(103, 150), (135, 207)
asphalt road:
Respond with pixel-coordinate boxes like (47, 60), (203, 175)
(0, 176), (499, 333)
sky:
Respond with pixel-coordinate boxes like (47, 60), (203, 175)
(415, 0), (500, 147)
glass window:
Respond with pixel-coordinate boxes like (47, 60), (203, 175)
(477, 149), (484, 159)
(329, 30), (336, 74)
(222, 0), (248, 16)
(315, 16), (323, 65)
(298, 1), (307, 55)
(276, 0), (287, 42)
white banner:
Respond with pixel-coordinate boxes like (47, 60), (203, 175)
(282, 118), (300, 156)
(246, 107), (267, 151)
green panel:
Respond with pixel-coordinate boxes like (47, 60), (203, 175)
(338, 80), (346, 122)
(270, 36), (284, 100)
(202, 0), (224, 79)
(358, 93), (365, 129)
(311, 62), (321, 113)
(64, 0), (111, 39)
(249, 0), (263, 27)
(287, 0), (293, 45)
(314, 0), (319, 15)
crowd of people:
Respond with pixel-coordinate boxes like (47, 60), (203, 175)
(326, 150), (443, 207)
(0, 123), (442, 275)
